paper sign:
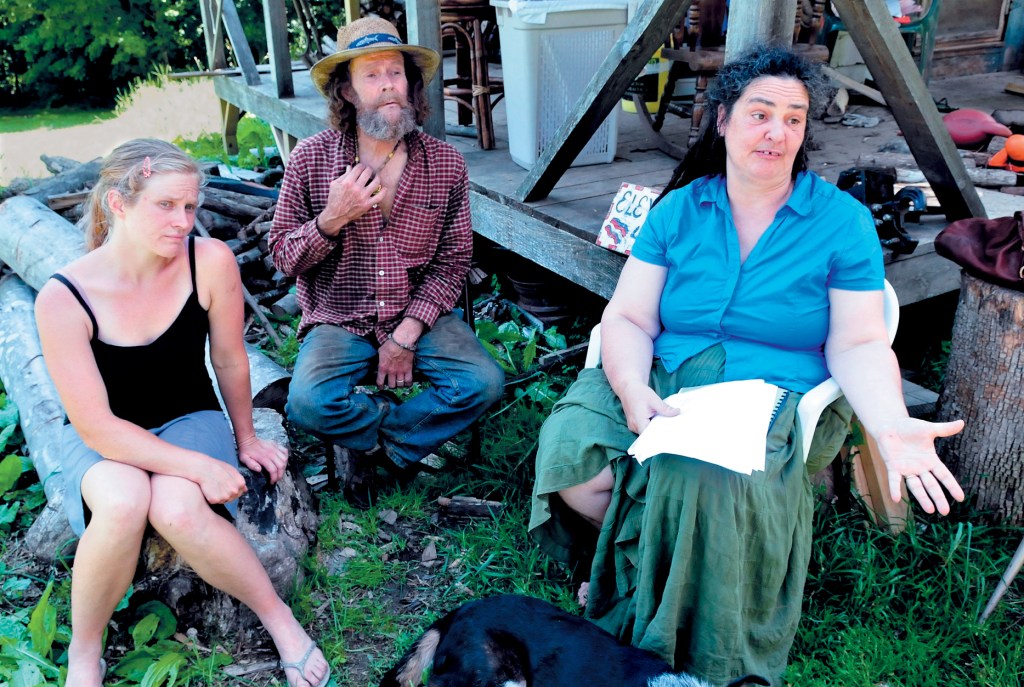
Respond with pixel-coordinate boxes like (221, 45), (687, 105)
(596, 183), (661, 255)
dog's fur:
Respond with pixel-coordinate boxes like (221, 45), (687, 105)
(379, 594), (770, 687)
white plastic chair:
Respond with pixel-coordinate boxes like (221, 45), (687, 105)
(584, 280), (900, 463)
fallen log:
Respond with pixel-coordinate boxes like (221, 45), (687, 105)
(0, 196), (291, 408)
(205, 185), (276, 209)
(0, 274), (76, 559)
(40, 155), (85, 176)
(0, 196), (88, 289)
(23, 159), (102, 203)
(200, 194), (266, 222)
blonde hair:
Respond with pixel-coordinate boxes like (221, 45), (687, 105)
(79, 138), (204, 250)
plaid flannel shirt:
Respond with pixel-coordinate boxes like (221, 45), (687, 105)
(270, 129), (472, 341)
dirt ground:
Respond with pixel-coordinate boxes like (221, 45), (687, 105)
(808, 70), (1024, 187)
(0, 79), (222, 185)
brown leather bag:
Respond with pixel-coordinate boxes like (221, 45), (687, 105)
(934, 211), (1024, 292)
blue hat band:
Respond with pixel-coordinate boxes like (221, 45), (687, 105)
(349, 33), (402, 50)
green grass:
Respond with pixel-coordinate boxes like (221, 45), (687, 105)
(0, 107), (116, 134)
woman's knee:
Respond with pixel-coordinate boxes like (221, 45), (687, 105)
(82, 465), (151, 532)
(147, 478), (209, 536)
(559, 467), (614, 513)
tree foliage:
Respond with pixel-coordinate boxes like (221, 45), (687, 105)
(1, 0), (207, 108)
(0, 0), (371, 110)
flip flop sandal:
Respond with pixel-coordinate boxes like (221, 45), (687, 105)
(280, 643), (330, 687)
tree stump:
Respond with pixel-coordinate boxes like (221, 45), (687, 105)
(936, 272), (1024, 523)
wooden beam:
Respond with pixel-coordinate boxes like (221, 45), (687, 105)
(199, 0), (227, 70)
(470, 190), (624, 299)
(263, 0), (294, 98)
(724, 0), (798, 59)
(344, 0), (360, 25)
(222, 0), (262, 86)
(832, 0), (985, 221)
(213, 76), (328, 141)
(515, 0), (691, 202)
(270, 126), (298, 165)
(405, 0), (446, 141)
(221, 99), (243, 155)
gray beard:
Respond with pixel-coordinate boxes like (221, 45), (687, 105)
(357, 105), (417, 141)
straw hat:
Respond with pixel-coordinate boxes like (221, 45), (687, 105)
(310, 17), (441, 97)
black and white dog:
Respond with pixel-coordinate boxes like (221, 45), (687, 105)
(380, 594), (770, 687)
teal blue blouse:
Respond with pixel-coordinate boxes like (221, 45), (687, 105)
(631, 171), (884, 392)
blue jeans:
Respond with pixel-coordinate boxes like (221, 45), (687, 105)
(287, 314), (504, 468)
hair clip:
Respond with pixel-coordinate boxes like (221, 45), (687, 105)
(141, 156), (152, 178)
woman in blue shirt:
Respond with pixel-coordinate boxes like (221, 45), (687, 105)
(529, 46), (964, 685)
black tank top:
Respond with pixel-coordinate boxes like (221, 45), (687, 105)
(53, 237), (222, 429)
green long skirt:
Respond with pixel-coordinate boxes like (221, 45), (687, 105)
(529, 345), (852, 686)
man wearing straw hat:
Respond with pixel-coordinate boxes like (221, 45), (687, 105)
(270, 17), (504, 502)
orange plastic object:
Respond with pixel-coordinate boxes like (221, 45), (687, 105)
(988, 134), (1024, 172)
(943, 109), (1014, 147)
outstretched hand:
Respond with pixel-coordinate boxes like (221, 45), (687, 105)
(619, 381), (680, 435)
(874, 417), (965, 515)
(238, 436), (289, 484)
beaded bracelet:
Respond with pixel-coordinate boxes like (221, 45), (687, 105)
(388, 334), (417, 352)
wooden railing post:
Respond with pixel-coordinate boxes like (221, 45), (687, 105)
(263, 0), (294, 98)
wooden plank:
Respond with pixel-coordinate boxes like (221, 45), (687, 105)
(220, 99), (242, 155)
(263, 0), (294, 98)
(515, 0), (692, 202)
(199, 0), (227, 70)
(724, 0), (798, 60)
(270, 126), (298, 165)
(821, 65), (887, 105)
(470, 190), (625, 299)
(852, 429), (910, 533)
(214, 75), (327, 141)
(344, 0), (360, 24)
(832, 0), (986, 221)
(405, 0), (446, 141)
(221, 0), (262, 86)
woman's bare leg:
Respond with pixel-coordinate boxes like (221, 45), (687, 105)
(67, 462), (151, 687)
(148, 475), (328, 687)
(559, 465), (615, 528)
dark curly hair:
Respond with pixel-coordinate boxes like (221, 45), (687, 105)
(657, 44), (832, 201)
(325, 53), (431, 134)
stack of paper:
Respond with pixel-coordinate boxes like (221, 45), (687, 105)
(628, 379), (782, 475)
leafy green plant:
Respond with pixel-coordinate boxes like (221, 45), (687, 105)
(0, 580), (67, 686)
(475, 319), (566, 377)
(112, 601), (232, 687)
(175, 116), (277, 172)
(0, 397), (46, 538)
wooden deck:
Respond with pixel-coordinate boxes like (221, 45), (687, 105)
(213, 67), (1023, 306)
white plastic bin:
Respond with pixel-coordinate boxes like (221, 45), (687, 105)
(491, 0), (628, 169)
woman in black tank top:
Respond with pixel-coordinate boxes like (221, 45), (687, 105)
(34, 139), (330, 687)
